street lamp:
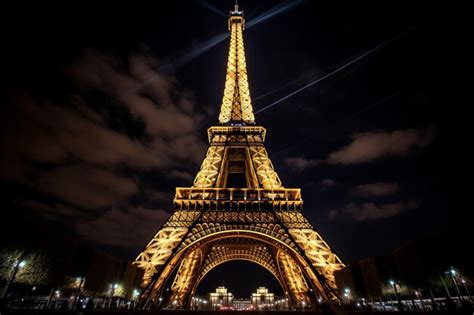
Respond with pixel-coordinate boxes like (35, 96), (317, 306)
(131, 289), (139, 309)
(389, 280), (401, 310)
(344, 288), (351, 303)
(108, 283), (119, 308)
(1, 260), (27, 298)
(73, 276), (85, 309)
(447, 268), (462, 301)
(461, 279), (472, 302)
(414, 290), (425, 310)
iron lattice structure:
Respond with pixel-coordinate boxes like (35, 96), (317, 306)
(134, 4), (344, 308)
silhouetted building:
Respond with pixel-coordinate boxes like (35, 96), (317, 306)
(335, 255), (399, 298)
(359, 255), (396, 297)
(393, 237), (473, 288)
(335, 263), (366, 299)
(334, 235), (473, 301)
(0, 233), (143, 303)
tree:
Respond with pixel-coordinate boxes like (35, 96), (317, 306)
(0, 248), (49, 287)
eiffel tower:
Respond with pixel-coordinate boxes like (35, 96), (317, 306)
(134, 3), (344, 308)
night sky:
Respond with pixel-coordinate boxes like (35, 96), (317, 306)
(1, 1), (469, 298)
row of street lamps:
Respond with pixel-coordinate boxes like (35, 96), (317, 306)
(447, 268), (471, 301)
(343, 267), (472, 310)
(2, 258), (143, 310)
(190, 296), (208, 309)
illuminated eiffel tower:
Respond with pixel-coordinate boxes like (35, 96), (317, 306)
(134, 3), (344, 308)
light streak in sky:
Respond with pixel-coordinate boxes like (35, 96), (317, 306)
(129, 0), (305, 94)
(167, 0), (304, 69)
(255, 32), (405, 115)
(198, 0), (227, 17)
(246, 0), (304, 29)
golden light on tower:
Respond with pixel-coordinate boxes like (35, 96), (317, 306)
(218, 3), (255, 124)
(134, 3), (344, 308)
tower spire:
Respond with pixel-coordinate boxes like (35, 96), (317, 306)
(233, 0), (239, 13)
(218, 3), (255, 125)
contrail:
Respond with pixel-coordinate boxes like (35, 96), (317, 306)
(253, 77), (301, 102)
(253, 53), (365, 102)
(255, 32), (405, 114)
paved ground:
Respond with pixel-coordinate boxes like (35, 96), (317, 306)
(3, 310), (473, 315)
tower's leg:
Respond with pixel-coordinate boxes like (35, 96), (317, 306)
(168, 248), (203, 308)
(288, 228), (344, 290)
(276, 250), (312, 308)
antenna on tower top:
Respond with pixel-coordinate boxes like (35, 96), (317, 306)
(231, 0), (242, 15)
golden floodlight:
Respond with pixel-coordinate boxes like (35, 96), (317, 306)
(134, 3), (344, 308)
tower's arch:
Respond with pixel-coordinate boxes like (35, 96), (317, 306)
(194, 245), (282, 287)
(191, 246), (287, 301)
(145, 227), (327, 307)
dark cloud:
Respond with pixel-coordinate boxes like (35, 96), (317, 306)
(18, 200), (84, 221)
(36, 164), (138, 209)
(75, 207), (169, 248)
(328, 209), (339, 220)
(330, 200), (420, 221)
(149, 191), (174, 204)
(320, 178), (336, 187)
(327, 127), (434, 164)
(169, 169), (194, 182)
(284, 157), (322, 171)
(353, 182), (400, 197)
(65, 49), (207, 165)
(1, 48), (208, 252)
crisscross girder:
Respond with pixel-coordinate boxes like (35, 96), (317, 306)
(218, 14), (255, 124)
